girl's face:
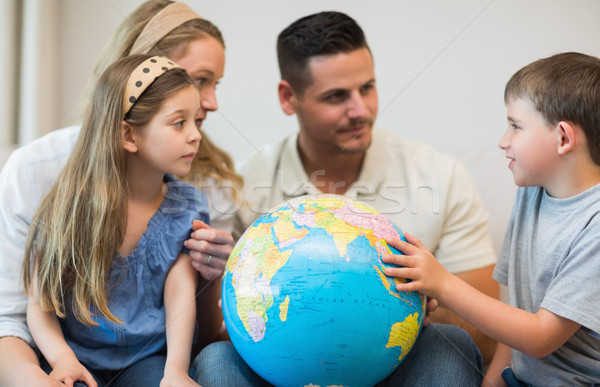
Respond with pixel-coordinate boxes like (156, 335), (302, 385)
(132, 85), (202, 177)
(170, 37), (225, 129)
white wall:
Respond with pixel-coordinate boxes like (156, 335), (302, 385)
(55, 0), (600, 165)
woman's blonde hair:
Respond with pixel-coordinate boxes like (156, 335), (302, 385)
(22, 55), (196, 325)
(85, 0), (242, 198)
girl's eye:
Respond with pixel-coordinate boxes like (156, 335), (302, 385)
(195, 78), (207, 87)
(174, 120), (185, 128)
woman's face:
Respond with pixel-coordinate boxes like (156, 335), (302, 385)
(169, 37), (225, 129)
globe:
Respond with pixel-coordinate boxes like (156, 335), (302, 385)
(222, 195), (425, 387)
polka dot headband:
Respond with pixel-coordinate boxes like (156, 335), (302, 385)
(122, 56), (183, 117)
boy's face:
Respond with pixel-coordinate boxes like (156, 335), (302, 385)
(499, 97), (559, 189)
(287, 47), (378, 155)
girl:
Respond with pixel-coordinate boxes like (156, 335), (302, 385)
(0, 2), (240, 385)
(22, 55), (206, 387)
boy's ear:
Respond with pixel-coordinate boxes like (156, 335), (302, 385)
(121, 121), (138, 153)
(557, 121), (576, 155)
(278, 80), (297, 116)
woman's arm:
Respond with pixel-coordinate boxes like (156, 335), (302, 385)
(26, 267), (96, 387)
(161, 253), (200, 387)
(384, 233), (581, 358)
(0, 336), (63, 387)
(185, 220), (232, 351)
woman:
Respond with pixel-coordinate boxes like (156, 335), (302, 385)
(0, 2), (239, 386)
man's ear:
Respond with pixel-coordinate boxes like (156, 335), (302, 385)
(278, 80), (297, 116)
(121, 121), (138, 153)
(557, 121), (576, 155)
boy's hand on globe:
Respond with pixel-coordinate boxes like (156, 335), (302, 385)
(185, 220), (233, 280)
(383, 233), (453, 299)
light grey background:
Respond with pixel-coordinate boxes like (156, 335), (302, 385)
(51, 0), (600, 165)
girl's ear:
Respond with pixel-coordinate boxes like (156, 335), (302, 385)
(121, 121), (138, 153)
(557, 121), (575, 155)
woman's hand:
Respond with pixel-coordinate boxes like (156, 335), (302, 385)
(185, 220), (234, 280)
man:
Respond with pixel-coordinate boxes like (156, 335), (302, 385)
(235, 10), (498, 362)
(194, 11), (496, 386)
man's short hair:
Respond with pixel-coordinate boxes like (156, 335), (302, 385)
(277, 11), (369, 95)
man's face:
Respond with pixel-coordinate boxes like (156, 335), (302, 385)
(288, 47), (378, 155)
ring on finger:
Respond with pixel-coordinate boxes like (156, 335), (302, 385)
(207, 255), (212, 264)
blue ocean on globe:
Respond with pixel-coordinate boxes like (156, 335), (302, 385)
(222, 195), (425, 387)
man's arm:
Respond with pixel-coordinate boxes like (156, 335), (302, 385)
(427, 264), (498, 364)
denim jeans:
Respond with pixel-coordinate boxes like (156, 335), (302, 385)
(501, 367), (531, 387)
(41, 353), (167, 387)
(191, 323), (483, 386)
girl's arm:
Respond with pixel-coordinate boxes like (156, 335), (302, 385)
(482, 342), (511, 387)
(161, 252), (200, 387)
(26, 266), (96, 387)
(383, 233), (581, 358)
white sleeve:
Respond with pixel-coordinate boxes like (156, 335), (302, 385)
(0, 126), (78, 344)
(0, 149), (38, 345)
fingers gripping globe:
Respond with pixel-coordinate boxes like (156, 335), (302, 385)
(222, 195), (425, 387)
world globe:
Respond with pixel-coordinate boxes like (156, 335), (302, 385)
(222, 195), (425, 387)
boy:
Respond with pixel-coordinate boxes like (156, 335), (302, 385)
(384, 51), (600, 386)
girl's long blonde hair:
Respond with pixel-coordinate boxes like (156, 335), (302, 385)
(22, 55), (196, 325)
(87, 0), (242, 199)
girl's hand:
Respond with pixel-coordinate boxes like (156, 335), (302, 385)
(185, 220), (233, 280)
(382, 232), (453, 299)
(160, 369), (201, 387)
(49, 359), (96, 387)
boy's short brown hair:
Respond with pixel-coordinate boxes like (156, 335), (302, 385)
(505, 52), (600, 164)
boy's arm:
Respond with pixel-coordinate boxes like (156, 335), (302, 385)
(428, 264), (498, 364)
(162, 252), (200, 387)
(384, 233), (581, 358)
(482, 342), (511, 387)
(26, 268), (96, 386)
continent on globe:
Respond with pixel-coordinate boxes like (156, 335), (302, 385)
(222, 195), (426, 387)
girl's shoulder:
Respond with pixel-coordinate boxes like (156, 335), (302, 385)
(163, 174), (209, 211)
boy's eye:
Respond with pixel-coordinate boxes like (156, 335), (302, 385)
(195, 118), (202, 128)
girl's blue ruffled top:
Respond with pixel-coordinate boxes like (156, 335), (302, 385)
(60, 174), (209, 370)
